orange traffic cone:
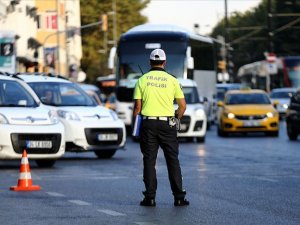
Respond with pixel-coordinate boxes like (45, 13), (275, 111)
(10, 150), (41, 191)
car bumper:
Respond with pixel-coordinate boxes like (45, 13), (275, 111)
(220, 117), (279, 132)
(62, 119), (126, 151)
(177, 115), (207, 137)
(0, 123), (65, 159)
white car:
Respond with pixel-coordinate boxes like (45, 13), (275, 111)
(19, 74), (126, 158)
(177, 79), (207, 142)
(0, 74), (65, 167)
(270, 88), (296, 118)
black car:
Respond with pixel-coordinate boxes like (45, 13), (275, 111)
(286, 89), (300, 140)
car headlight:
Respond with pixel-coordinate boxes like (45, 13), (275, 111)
(266, 111), (277, 118)
(194, 108), (205, 117)
(109, 110), (119, 120)
(283, 104), (288, 109)
(0, 113), (9, 124)
(48, 110), (59, 124)
(57, 110), (80, 121)
(224, 112), (235, 119)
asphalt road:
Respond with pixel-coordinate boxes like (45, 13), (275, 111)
(0, 122), (299, 225)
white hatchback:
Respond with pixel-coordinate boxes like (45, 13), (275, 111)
(19, 74), (126, 159)
(0, 74), (65, 167)
(177, 79), (207, 142)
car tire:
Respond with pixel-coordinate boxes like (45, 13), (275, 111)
(94, 150), (116, 159)
(206, 121), (211, 130)
(196, 136), (205, 143)
(35, 159), (56, 168)
(266, 131), (279, 137)
(186, 137), (194, 142)
(287, 122), (298, 140)
(217, 126), (227, 137)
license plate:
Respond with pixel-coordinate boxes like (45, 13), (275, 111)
(243, 120), (260, 127)
(26, 140), (52, 149)
(97, 134), (118, 141)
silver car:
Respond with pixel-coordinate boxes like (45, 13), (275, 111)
(270, 88), (296, 118)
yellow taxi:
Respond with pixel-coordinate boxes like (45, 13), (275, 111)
(217, 89), (279, 137)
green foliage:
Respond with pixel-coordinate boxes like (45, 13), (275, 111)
(210, 0), (300, 79)
(80, 0), (149, 82)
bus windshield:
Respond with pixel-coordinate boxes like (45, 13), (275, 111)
(118, 40), (187, 80)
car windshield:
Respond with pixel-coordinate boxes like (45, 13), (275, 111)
(182, 86), (200, 104)
(270, 91), (294, 99)
(28, 82), (97, 106)
(226, 93), (271, 105)
(217, 85), (242, 101)
(0, 80), (38, 107)
(217, 89), (227, 101)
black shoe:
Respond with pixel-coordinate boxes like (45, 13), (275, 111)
(174, 198), (189, 206)
(140, 198), (156, 207)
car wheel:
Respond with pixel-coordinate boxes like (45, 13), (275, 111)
(287, 123), (298, 140)
(35, 159), (56, 168)
(217, 126), (227, 137)
(196, 136), (205, 143)
(266, 131), (279, 137)
(94, 150), (116, 159)
(186, 137), (194, 142)
(206, 121), (211, 130)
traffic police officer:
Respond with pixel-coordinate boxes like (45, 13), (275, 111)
(133, 48), (189, 207)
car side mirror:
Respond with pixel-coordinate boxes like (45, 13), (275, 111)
(18, 100), (27, 106)
(273, 100), (279, 108)
(199, 96), (208, 104)
(217, 101), (224, 107)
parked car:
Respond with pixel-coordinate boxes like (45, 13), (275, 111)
(177, 79), (207, 142)
(0, 74), (65, 167)
(286, 89), (300, 140)
(217, 89), (279, 137)
(18, 73), (126, 159)
(270, 88), (296, 119)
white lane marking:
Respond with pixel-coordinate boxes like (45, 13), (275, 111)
(46, 192), (65, 197)
(97, 209), (126, 216)
(68, 200), (91, 206)
(135, 222), (158, 225)
(254, 177), (278, 182)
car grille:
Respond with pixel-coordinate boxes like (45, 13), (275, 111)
(84, 128), (123, 146)
(235, 115), (266, 120)
(11, 133), (61, 154)
(179, 116), (191, 133)
(236, 126), (266, 129)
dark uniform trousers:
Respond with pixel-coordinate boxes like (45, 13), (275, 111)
(140, 119), (186, 199)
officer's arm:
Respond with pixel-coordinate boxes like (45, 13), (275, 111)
(175, 98), (186, 119)
(133, 99), (142, 117)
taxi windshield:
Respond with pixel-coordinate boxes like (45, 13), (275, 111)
(226, 93), (271, 105)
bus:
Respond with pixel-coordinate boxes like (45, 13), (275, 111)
(114, 24), (218, 128)
(237, 56), (300, 91)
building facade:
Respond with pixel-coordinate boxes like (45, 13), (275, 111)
(0, 0), (82, 77)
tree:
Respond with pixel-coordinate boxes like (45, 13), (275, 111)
(210, 0), (300, 80)
(80, 0), (149, 82)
